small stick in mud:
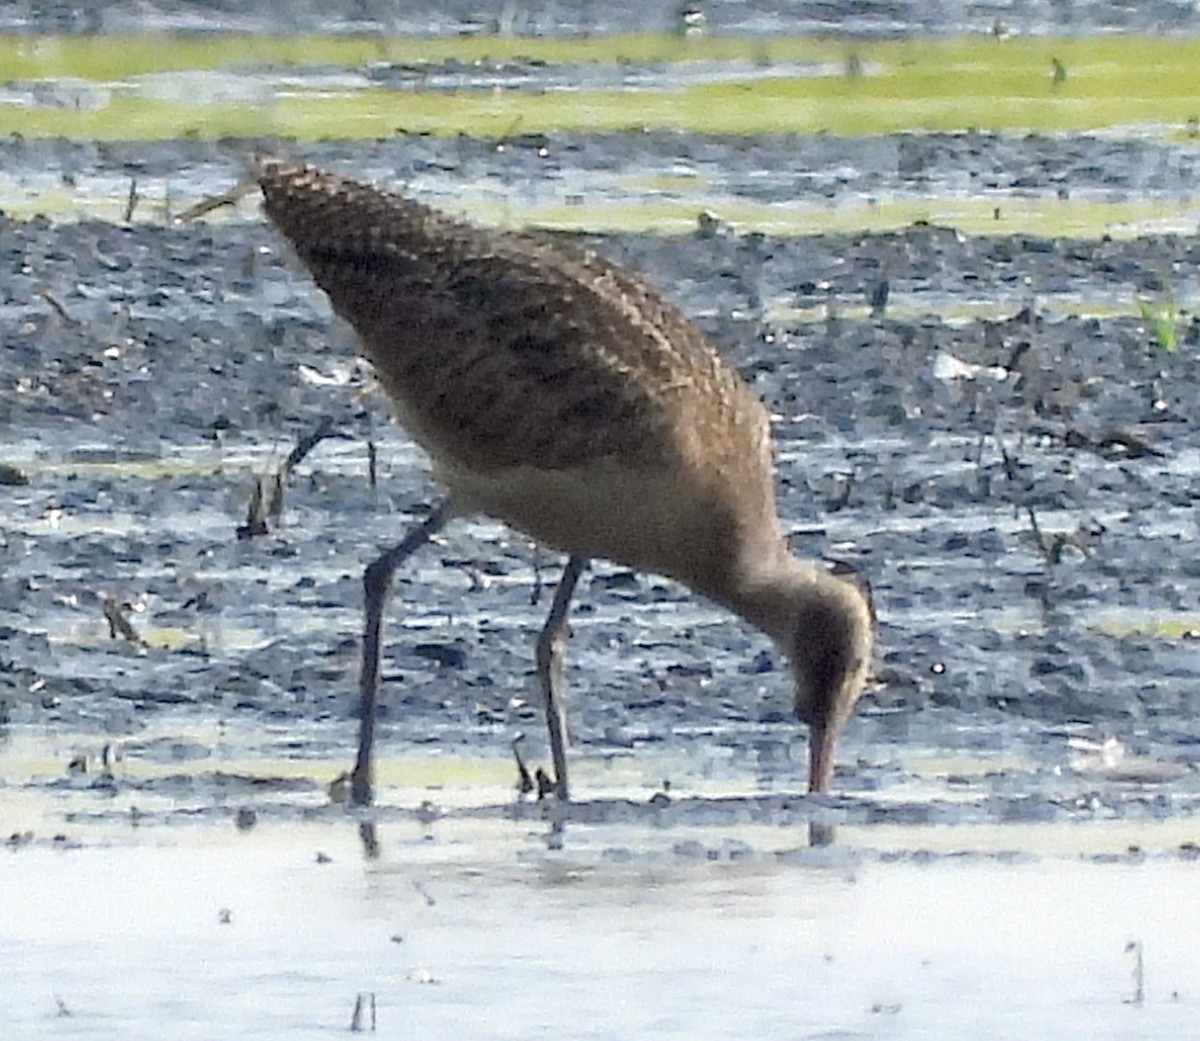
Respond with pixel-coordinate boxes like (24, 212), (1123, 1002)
(868, 254), (893, 319)
(36, 288), (81, 329)
(868, 276), (889, 318)
(237, 478), (272, 539)
(512, 733), (535, 795)
(123, 176), (139, 223)
(1029, 509), (1106, 566)
(1125, 940), (1145, 1005)
(328, 771), (350, 803)
(1023, 505), (1062, 618)
(270, 415), (338, 511)
(534, 768), (556, 801)
(175, 178), (259, 223)
(995, 434), (1022, 484)
(236, 416), (338, 539)
(102, 596), (144, 646)
(456, 561), (486, 592)
(1025, 505), (1053, 570)
(349, 992), (377, 1032)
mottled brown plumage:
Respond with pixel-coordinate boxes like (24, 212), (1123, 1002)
(254, 156), (873, 801)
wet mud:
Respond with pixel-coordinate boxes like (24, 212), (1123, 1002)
(8, 0), (1200, 36)
(3, 131), (1200, 841)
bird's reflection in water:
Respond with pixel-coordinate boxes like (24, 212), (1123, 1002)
(809, 821), (836, 848)
(358, 819), (380, 860)
(350, 790), (838, 862)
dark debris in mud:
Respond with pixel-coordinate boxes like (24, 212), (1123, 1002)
(3, 133), (1200, 828)
(18, 782), (1200, 865)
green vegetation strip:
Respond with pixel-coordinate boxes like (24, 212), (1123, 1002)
(493, 196), (1200, 239)
(2, 32), (1199, 138)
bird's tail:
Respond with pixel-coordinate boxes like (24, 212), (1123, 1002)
(250, 154), (451, 266)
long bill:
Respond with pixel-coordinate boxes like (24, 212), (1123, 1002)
(807, 720), (838, 793)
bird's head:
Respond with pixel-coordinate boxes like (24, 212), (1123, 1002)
(784, 562), (874, 793)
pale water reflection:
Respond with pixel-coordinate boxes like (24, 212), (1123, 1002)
(3, 819), (1197, 1039)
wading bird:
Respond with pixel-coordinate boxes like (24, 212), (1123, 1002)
(253, 157), (874, 806)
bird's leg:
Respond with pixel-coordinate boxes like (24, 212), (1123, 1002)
(534, 556), (586, 800)
(352, 501), (450, 807)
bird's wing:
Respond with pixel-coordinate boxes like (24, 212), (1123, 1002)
(256, 157), (761, 477)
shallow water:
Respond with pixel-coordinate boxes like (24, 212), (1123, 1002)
(4, 815), (1198, 1040)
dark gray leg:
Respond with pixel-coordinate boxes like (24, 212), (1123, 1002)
(352, 501), (450, 806)
(535, 556), (586, 801)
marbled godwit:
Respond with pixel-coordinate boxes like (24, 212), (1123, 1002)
(253, 156), (874, 806)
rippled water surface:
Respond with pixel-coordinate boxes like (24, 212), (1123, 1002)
(5, 818), (1198, 1040)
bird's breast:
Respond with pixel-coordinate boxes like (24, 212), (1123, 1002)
(439, 460), (746, 591)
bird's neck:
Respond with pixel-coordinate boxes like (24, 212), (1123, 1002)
(710, 544), (864, 652)
(696, 537), (820, 646)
